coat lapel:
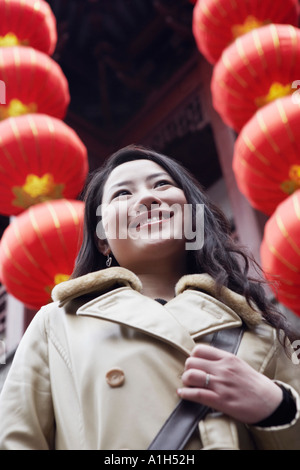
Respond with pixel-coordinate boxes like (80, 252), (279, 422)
(76, 286), (242, 356)
(77, 286), (196, 356)
(53, 267), (258, 357)
(165, 290), (242, 339)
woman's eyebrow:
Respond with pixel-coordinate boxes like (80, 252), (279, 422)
(110, 179), (132, 189)
(110, 172), (169, 190)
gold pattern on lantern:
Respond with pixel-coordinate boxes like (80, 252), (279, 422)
(281, 165), (300, 194)
(54, 273), (70, 285)
(0, 33), (29, 47)
(24, 174), (54, 198)
(45, 273), (70, 298)
(232, 16), (270, 39)
(0, 98), (37, 120)
(12, 173), (65, 209)
(255, 82), (292, 108)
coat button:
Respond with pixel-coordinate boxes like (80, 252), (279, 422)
(106, 368), (125, 387)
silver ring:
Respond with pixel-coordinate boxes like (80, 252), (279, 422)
(204, 373), (210, 388)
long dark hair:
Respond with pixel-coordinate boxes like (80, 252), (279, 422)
(72, 144), (294, 343)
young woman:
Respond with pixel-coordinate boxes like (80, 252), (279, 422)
(0, 144), (299, 450)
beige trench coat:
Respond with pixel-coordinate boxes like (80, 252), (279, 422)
(0, 267), (300, 450)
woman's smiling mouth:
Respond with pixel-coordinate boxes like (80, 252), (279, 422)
(129, 209), (174, 230)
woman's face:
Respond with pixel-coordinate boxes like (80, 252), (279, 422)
(99, 159), (188, 270)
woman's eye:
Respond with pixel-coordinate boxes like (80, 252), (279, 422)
(112, 189), (130, 199)
(155, 180), (173, 188)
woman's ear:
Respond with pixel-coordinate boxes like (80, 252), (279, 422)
(94, 232), (111, 256)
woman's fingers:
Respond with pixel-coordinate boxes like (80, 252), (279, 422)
(177, 385), (217, 405)
(179, 345), (284, 424)
(183, 344), (228, 377)
(190, 343), (230, 360)
(184, 356), (212, 373)
(181, 366), (210, 388)
(182, 345), (228, 391)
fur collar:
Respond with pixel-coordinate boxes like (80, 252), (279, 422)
(52, 267), (262, 326)
(175, 273), (262, 327)
(52, 267), (142, 306)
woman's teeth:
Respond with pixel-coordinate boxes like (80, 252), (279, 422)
(140, 216), (160, 226)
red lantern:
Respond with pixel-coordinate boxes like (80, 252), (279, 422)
(0, 199), (84, 310)
(192, 0), (298, 64)
(0, 0), (57, 55)
(0, 46), (69, 120)
(233, 96), (300, 216)
(211, 24), (300, 132)
(260, 191), (300, 316)
(0, 114), (88, 216)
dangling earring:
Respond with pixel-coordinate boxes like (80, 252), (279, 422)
(106, 254), (112, 267)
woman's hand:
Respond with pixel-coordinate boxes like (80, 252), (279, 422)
(177, 344), (283, 424)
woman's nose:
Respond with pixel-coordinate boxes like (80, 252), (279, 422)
(133, 191), (161, 213)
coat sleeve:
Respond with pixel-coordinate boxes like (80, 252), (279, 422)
(0, 307), (55, 450)
(247, 338), (300, 450)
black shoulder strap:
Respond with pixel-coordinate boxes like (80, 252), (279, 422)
(147, 326), (244, 450)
